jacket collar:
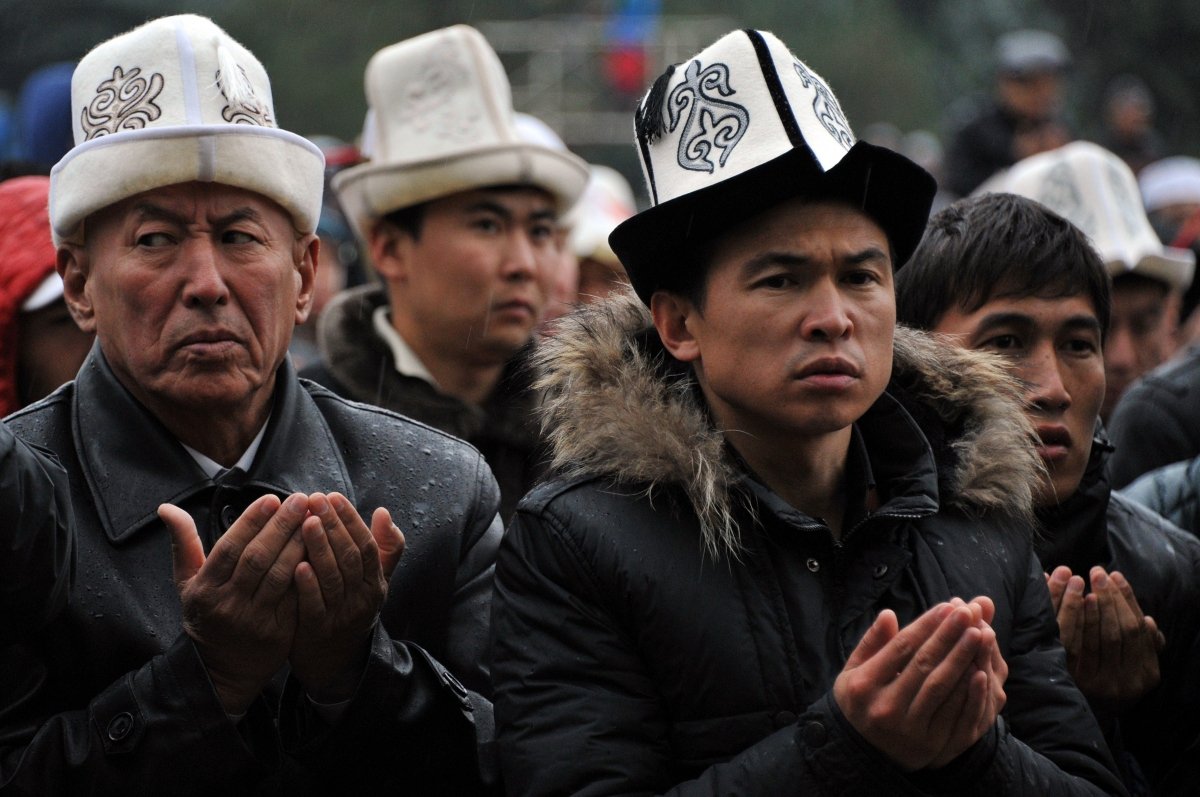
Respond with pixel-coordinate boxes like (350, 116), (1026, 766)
(532, 288), (1042, 558)
(1035, 423), (1112, 572)
(73, 346), (352, 544)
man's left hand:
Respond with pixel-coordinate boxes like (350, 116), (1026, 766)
(289, 492), (404, 702)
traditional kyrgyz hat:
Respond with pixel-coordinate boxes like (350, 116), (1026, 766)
(333, 25), (589, 242)
(1140, 156), (1200, 214)
(608, 29), (935, 305)
(979, 141), (1195, 291)
(49, 14), (324, 246)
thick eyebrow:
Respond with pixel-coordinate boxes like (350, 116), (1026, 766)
(972, 311), (1102, 337)
(128, 203), (266, 228)
(463, 199), (556, 225)
(739, 246), (889, 278)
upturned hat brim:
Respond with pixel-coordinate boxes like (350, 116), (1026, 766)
(333, 142), (589, 242)
(610, 141), (936, 305)
(50, 124), (325, 246)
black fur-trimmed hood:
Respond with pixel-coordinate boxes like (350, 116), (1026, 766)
(532, 288), (1044, 557)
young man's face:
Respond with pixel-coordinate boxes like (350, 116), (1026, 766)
(378, 186), (559, 366)
(663, 199), (896, 444)
(1104, 276), (1175, 419)
(933, 294), (1105, 506)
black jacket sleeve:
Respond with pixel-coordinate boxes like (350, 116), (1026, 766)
(0, 633), (281, 795)
(0, 422), (73, 639)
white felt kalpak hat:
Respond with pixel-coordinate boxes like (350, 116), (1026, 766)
(1140, 156), (1200, 213)
(333, 25), (589, 242)
(49, 14), (324, 247)
(609, 29), (935, 305)
(980, 141), (1195, 291)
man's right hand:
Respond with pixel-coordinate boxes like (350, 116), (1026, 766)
(159, 493), (309, 715)
(832, 599), (1006, 772)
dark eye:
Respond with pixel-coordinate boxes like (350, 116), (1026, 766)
(136, 231), (174, 247)
(843, 270), (880, 286)
(754, 273), (795, 290)
(222, 230), (257, 245)
(983, 334), (1021, 351)
(472, 217), (502, 234)
(1063, 337), (1099, 355)
(529, 223), (556, 243)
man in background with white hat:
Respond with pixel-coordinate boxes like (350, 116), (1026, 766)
(897, 191), (1200, 795)
(1, 15), (500, 794)
(304, 26), (588, 522)
(1102, 156), (1200, 489)
(490, 28), (1124, 795)
(976, 140), (1196, 420)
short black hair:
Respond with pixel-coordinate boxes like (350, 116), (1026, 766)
(896, 192), (1111, 340)
(380, 202), (427, 240)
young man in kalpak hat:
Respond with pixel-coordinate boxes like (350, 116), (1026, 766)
(2, 15), (501, 794)
(303, 25), (588, 522)
(489, 29), (1126, 795)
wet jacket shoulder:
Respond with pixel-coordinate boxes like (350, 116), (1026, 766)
(1104, 494), (1200, 795)
(1107, 345), (1200, 488)
(301, 283), (543, 522)
(0, 419), (73, 639)
(1044, 443), (1200, 795)
(491, 291), (1124, 797)
(1118, 454), (1200, 537)
(0, 347), (501, 796)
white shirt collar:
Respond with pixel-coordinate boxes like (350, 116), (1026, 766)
(372, 305), (439, 387)
(181, 417), (270, 480)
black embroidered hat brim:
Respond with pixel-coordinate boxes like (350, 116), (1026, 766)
(610, 140), (937, 305)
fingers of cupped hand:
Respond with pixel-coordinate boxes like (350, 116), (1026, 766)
(225, 493), (307, 589)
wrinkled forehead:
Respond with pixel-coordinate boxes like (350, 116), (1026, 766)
(81, 181), (298, 245)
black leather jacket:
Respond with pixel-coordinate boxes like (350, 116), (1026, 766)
(1038, 436), (1200, 796)
(1, 346), (502, 795)
(0, 422), (73, 640)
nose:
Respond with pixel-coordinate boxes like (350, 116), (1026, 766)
(180, 239), (230, 308)
(500, 229), (540, 283)
(1024, 342), (1071, 413)
(800, 279), (852, 341)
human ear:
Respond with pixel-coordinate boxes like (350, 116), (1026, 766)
(368, 222), (411, 284)
(293, 233), (319, 325)
(651, 291), (701, 363)
(58, 245), (96, 334)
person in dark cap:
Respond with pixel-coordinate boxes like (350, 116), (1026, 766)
(489, 28), (1125, 796)
(943, 29), (1073, 198)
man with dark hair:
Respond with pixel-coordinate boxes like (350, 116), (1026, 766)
(976, 142), (1194, 421)
(897, 191), (1200, 795)
(490, 29), (1125, 796)
(304, 26), (588, 522)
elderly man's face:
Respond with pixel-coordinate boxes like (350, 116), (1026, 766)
(61, 181), (316, 417)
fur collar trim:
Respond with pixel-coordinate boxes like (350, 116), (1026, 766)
(532, 288), (1043, 557)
